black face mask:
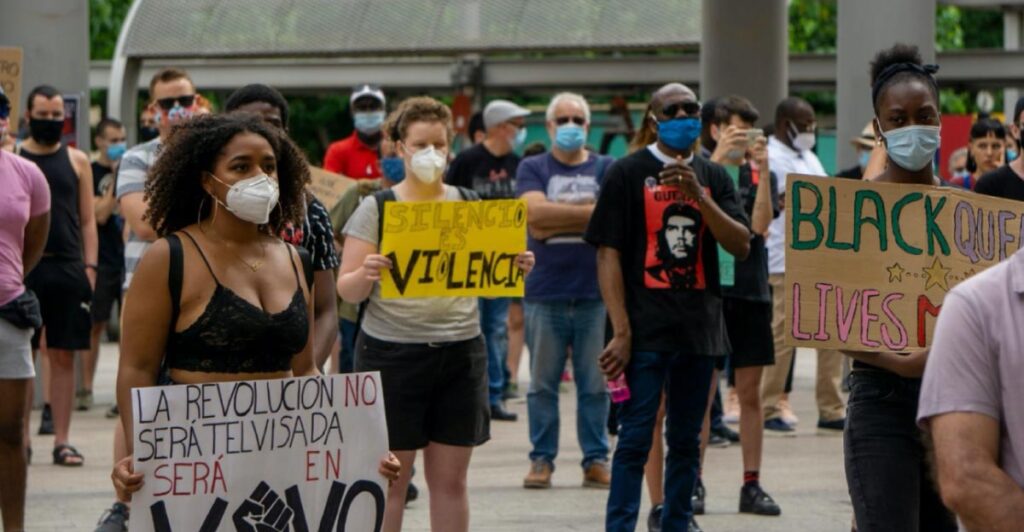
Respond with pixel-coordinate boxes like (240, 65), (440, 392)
(139, 126), (159, 142)
(29, 118), (63, 146)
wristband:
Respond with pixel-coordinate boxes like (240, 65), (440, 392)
(85, 263), (98, 271)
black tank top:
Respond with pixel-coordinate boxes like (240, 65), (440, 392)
(164, 232), (309, 373)
(18, 144), (82, 260)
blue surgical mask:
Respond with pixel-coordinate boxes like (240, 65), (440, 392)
(353, 111), (385, 135)
(880, 124), (940, 171)
(514, 127), (527, 149)
(657, 116), (702, 152)
(1008, 149), (1019, 163)
(554, 124), (586, 152)
(857, 150), (871, 169)
(380, 156), (405, 184)
(106, 142), (127, 162)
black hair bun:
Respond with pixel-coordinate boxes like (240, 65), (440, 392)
(870, 44), (923, 86)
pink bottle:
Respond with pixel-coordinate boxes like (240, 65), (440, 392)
(607, 374), (631, 403)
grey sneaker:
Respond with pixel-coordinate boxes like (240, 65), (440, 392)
(95, 502), (129, 532)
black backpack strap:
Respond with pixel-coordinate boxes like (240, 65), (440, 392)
(296, 245), (315, 290)
(166, 234), (184, 334)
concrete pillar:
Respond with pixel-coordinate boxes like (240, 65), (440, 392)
(1004, 9), (1023, 121)
(836, 0), (935, 170)
(0, 0), (90, 148)
(700, 0), (788, 127)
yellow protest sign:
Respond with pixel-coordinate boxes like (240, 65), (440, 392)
(0, 48), (23, 127)
(785, 174), (1023, 352)
(307, 166), (355, 211)
(379, 199), (527, 298)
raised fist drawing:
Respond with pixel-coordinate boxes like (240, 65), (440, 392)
(232, 481), (294, 531)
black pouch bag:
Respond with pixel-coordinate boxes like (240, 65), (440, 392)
(0, 290), (43, 330)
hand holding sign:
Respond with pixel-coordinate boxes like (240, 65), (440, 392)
(362, 254), (393, 282)
(112, 455), (144, 502)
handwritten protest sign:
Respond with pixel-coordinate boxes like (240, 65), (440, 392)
(785, 174), (1023, 352)
(308, 166), (355, 211)
(379, 199), (527, 298)
(130, 373), (388, 532)
(0, 48), (23, 127)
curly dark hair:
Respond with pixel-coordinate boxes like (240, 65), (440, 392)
(869, 44), (938, 111)
(144, 113), (310, 236)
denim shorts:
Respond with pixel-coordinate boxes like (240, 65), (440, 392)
(355, 332), (489, 450)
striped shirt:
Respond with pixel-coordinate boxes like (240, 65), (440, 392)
(115, 138), (162, 290)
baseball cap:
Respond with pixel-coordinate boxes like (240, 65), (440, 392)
(851, 122), (876, 149)
(483, 100), (530, 129)
(350, 84), (385, 106)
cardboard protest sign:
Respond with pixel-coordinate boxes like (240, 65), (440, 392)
(379, 199), (528, 298)
(130, 373), (388, 532)
(308, 166), (356, 211)
(0, 48), (23, 127)
(785, 174), (1023, 352)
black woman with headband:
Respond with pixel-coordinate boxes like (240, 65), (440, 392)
(840, 44), (957, 532)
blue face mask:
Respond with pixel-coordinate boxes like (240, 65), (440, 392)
(1008, 149), (1019, 163)
(657, 117), (702, 152)
(514, 127), (527, 149)
(554, 124), (586, 152)
(106, 142), (127, 162)
(880, 124), (940, 171)
(353, 111), (385, 134)
(857, 150), (871, 169)
(380, 156), (405, 183)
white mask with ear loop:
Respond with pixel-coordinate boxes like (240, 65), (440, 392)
(409, 145), (446, 184)
(208, 172), (280, 225)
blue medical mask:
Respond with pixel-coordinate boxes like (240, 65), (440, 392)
(857, 150), (871, 169)
(879, 123), (940, 171)
(1008, 149), (1019, 163)
(657, 116), (702, 152)
(554, 124), (586, 151)
(380, 156), (405, 183)
(514, 127), (527, 149)
(353, 111), (385, 134)
(106, 142), (127, 162)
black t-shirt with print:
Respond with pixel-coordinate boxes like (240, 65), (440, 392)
(975, 165), (1024, 202)
(445, 143), (521, 199)
(722, 164), (779, 303)
(585, 150), (750, 355)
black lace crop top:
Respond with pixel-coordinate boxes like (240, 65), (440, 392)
(163, 232), (309, 373)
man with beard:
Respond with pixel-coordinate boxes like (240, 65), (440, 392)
(17, 85), (97, 468)
(645, 202), (702, 290)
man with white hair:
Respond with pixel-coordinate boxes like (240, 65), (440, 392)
(517, 92), (615, 489)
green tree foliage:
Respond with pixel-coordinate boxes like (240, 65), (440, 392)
(789, 0), (837, 53)
(90, 0), (134, 60)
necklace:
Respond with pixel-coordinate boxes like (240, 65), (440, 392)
(198, 223), (268, 272)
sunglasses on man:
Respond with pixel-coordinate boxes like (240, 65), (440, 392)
(554, 116), (586, 126)
(156, 95), (196, 111)
(660, 101), (702, 118)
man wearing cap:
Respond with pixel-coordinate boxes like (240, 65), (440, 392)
(836, 122), (877, 179)
(323, 85), (385, 179)
(445, 99), (531, 423)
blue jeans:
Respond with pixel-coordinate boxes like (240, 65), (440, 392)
(479, 297), (510, 406)
(525, 299), (609, 469)
(606, 351), (716, 532)
(338, 318), (358, 374)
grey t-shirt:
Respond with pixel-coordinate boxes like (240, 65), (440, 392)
(918, 248), (1024, 489)
(342, 185), (480, 344)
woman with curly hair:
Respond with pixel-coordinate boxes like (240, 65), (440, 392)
(337, 96), (534, 532)
(109, 113), (399, 501)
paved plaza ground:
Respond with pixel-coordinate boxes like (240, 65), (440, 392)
(25, 345), (851, 531)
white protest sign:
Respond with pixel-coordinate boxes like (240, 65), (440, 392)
(130, 373), (388, 532)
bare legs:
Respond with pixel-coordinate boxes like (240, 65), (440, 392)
(382, 444), (474, 532)
(507, 301), (524, 386)
(0, 378), (30, 531)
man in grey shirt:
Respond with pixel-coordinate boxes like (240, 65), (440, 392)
(918, 247), (1024, 530)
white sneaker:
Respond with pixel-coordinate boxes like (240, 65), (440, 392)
(723, 387), (740, 425)
(778, 395), (799, 426)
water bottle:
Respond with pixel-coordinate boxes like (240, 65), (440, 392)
(607, 374), (631, 403)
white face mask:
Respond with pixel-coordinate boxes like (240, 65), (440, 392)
(209, 173), (280, 225)
(789, 122), (816, 152)
(409, 145), (446, 184)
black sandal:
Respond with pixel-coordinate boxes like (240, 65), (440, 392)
(52, 444), (84, 467)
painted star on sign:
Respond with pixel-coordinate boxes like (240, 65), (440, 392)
(887, 263), (905, 283)
(921, 257), (953, 292)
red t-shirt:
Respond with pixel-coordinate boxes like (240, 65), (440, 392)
(322, 132), (381, 179)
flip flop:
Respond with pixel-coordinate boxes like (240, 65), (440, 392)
(52, 444), (84, 467)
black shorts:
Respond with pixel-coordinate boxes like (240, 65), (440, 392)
(723, 298), (774, 369)
(355, 332), (489, 451)
(91, 268), (123, 322)
(26, 259), (92, 351)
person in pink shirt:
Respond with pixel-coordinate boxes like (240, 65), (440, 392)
(0, 86), (52, 532)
